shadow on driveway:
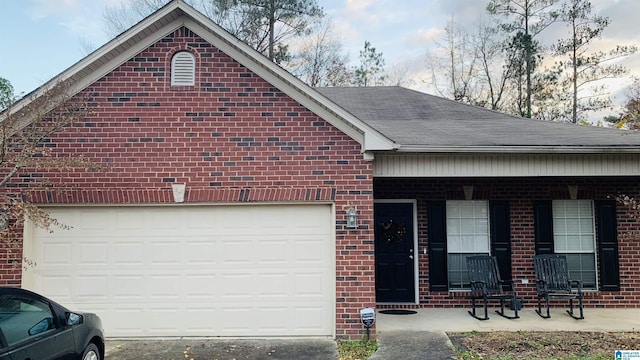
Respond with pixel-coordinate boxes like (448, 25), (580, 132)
(105, 338), (338, 360)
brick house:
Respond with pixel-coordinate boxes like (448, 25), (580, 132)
(3, 0), (640, 340)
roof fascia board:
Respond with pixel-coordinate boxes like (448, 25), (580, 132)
(68, 23), (184, 96)
(395, 145), (640, 154)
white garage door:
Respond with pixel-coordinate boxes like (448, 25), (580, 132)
(23, 204), (334, 337)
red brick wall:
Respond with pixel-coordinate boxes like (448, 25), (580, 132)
(375, 177), (640, 309)
(3, 27), (375, 339)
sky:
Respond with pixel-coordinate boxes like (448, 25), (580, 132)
(1, 0), (640, 113)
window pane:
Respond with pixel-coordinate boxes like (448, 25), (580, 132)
(476, 219), (489, 234)
(553, 201), (593, 248)
(474, 236), (490, 252)
(565, 218), (580, 233)
(553, 200), (597, 289)
(448, 235), (462, 252)
(563, 253), (597, 289)
(447, 201), (491, 289)
(461, 235), (477, 250)
(448, 253), (489, 289)
(446, 200), (490, 254)
(580, 219), (595, 235)
(0, 296), (56, 346)
(447, 219), (460, 234)
(461, 221), (475, 234)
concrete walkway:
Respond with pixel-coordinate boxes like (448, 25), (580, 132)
(105, 338), (338, 359)
(371, 331), (457, 360)
(376, 308), (640, 333)
(104, 308), (640, 359)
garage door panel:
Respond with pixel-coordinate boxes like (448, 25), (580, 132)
(113, 242), (146, 265)
(41, 242), (72, 265)
(26, 205), (334, 337)
(184, 240), (219, 264)
(78, 243), (108, 264)
(295, 239), (330, 264)
(76, 275), (108, 298)
(149, 243), (181, 265)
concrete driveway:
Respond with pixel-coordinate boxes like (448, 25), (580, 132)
(105, 338), (339, 360)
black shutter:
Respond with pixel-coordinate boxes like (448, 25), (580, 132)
(490, 201), (512, 282)
(595, 200), (620, 291)
(428, 201), (448, 292)
(533, 201), (554, 255)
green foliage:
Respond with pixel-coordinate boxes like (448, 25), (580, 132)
(338, 338), (378, 360)
(0, 77), (14, 111)
(487, 0), (560, 118)
(546, 0), (637, 123)
(103, 0), (324, 64)
(286, 18), (352, 87)
(352, 41), (386, 87)
(614, 76), (640, 129)
(201, 0), (324, 63)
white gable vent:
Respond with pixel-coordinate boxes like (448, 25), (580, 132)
(171, 51), (195, 86)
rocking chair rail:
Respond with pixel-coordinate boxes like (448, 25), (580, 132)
(466, 255), (519, 320)
(533, 254), (584, 320)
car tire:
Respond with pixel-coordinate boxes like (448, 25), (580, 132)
(82, 343), (100, 360)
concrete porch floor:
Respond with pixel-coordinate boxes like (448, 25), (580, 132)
(376, 308), (640, 333)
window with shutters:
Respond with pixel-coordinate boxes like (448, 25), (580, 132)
(446, 200), (490, 289)
(552, 200), (597, 289)
(171, 51), (195, 86)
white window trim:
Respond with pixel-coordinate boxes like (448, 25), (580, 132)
(446, 200), (491, 290)
(552, 199), (599, 290)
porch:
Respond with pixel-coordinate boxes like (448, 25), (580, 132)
(376, 307), (640, 333)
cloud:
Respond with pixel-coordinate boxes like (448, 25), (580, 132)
(597, 0), (639, 40)
(331, 17), (361, 43)
(61, 16), (106, 45)
(406, 28), (445, 49)
(345, 0), (374, 12)
(435, 0), (489, 27)
(25, 0), (110, 45)
(29, 0), (81, 20)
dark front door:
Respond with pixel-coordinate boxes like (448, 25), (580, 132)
(374, 202), (415, 303)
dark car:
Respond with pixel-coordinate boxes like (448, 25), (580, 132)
(0, 287), (104, 360)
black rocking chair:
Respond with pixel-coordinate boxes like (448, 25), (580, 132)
(466, 255), (520, 320)
(533, 254), (584, 320)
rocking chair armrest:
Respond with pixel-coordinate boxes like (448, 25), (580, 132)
(498, 279), (517, 292)
(569, 279), (583, 292)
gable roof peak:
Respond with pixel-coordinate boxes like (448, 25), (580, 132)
(2, 0), (394, 153)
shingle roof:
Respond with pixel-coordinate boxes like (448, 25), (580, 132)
(317, 86), (640, 150)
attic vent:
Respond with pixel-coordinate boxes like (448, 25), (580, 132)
(171, 51), (195, 86)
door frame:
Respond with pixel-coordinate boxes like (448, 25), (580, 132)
(374, 199), (419, 304)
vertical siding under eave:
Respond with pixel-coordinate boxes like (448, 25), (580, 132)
(373, 154), (640, 177)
